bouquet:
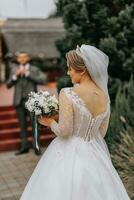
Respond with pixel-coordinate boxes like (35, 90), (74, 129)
(25, 90), (59, 116)
(25, 90), (59, 151)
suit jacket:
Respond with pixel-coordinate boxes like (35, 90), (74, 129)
(6, 64), (47, 106)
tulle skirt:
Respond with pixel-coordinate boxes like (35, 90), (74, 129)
(20, 134), (130, 200)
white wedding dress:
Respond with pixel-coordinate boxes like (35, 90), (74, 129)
(20, 87), (130, 200)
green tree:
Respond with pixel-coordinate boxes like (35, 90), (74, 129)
(106, 77), (134, 146)
(106, 77), (134, 199)
(100, 4), (134, 80)
(56, 0), (134, 81)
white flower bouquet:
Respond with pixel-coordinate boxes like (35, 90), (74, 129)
(25, 90), (59, 152)
(25, 90), (59, 116)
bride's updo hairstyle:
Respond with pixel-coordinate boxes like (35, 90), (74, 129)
(66, 50), (86, 72)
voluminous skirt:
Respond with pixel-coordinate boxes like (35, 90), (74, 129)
(20, 135), (130, 200)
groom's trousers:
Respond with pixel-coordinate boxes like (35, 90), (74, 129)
(16, 98), (41, 151)
(16, 98), (30, 149)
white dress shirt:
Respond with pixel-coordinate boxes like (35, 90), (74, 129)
(12, 64), (30, 81)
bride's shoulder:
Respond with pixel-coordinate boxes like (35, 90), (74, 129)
(58, 87), (74, 105)
(58, 87), (73, 100)
(60, 87), (73, 94)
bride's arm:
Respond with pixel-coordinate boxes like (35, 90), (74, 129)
(50, 89), (73, 137)
(38, 89), (73, 137)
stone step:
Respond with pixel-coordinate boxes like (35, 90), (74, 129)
(0, 82), (57, 151)
(0, 118), (31, 130)
(0, 110), (17, 120)
(0, 105), (15, 112)
(0, 126), (52, 140)
(0, 134), (55, 151)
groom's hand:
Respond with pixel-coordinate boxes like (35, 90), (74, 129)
(15, 68), (22, 76)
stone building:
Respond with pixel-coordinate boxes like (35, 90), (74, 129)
(0, 17), (65, 81)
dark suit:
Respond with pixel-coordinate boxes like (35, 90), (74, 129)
(6, 63), (47, 150)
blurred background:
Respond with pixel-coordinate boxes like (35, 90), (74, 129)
(0, 0), (134, 199)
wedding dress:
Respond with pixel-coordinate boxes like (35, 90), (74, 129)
(20, 87), (130, 200)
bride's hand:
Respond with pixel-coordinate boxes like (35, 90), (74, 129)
(38, 116), (54, 127)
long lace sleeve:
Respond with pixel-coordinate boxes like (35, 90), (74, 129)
(99, 108), (110, 138)
(50, 89), (74, 137)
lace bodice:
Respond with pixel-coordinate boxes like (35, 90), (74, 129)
(51, 87), (110, 141)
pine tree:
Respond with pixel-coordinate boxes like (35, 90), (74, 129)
(106, 76), (134, 151)
(56, 0), (134, 81)
(100, 3), (134, 80)
(106, 77), (134, 199)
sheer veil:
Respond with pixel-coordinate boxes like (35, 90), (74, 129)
(76, 45), (111, 157)
(76, 44), (109, 97)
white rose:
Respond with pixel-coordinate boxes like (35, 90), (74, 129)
(43, 106), (51, 114)
(35, 109), (42, 116)
(43, 91), (50, 96)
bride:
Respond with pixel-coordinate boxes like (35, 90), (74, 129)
(20, 45), (130, 200)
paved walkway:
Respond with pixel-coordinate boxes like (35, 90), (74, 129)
(0, 148), (46, 200)
(0, 82), (56, 199)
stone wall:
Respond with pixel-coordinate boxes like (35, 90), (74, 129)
(1, 18), (65, 59)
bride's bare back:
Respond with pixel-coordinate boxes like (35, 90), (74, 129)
(73, 84), (108, 118)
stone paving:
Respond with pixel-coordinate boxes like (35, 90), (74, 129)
(0, 148), (46, 200)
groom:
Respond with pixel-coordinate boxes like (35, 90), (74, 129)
(6, 51), (47, 155)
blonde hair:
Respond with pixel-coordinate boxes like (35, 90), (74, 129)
(66, 50), (86, 71)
